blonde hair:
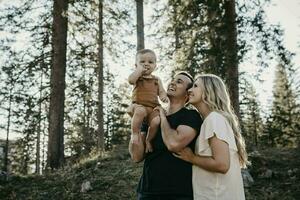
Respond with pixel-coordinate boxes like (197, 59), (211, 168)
(195, 74), (249, 168)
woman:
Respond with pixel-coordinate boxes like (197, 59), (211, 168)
(174, 74), (248, 200)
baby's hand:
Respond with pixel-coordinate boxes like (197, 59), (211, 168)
(136, 64), (147, 74)
(160, 95), (169, 104)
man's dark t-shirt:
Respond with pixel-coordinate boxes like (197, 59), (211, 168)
(137, 107), (202, 196)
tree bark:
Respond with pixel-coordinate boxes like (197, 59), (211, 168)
(224, 0), (240, 117)
(36, 71), (43, 174)
(97, 0), (105, 151)
(47, 0), (69, 169)
(136, 0), (144, 50)
(3, 87), (12, 172)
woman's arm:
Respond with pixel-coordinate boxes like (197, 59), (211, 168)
(174, 136), (230, 174)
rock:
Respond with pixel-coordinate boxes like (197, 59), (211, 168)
(0, 171), (8, 182)
(261, 169), (273, 178)
(248, 150), (261, 157)
(242, 169), (254, 187)
(117, 180), (126, 186)
(81, 180), (92, 193)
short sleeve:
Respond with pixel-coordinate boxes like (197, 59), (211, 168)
(202, 112), (237, 151)
(180, 109), (202, 134)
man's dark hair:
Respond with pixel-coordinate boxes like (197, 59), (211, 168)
(175, 71), (194, 90)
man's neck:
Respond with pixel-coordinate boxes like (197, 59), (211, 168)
(167, 99), (185, 115)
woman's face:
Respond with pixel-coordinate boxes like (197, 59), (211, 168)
(188, 78), (204, 105)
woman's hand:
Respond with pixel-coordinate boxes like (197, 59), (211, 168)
(173, 147), (195, 163)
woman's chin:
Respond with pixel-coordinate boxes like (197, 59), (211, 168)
(188, 100), (196, 105)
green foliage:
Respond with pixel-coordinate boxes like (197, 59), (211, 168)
(240, 77), (263, 149)
(267, 64), (300, 147)
(104, 74), (131, 150)
(0, 0), (52, 173)
(149, 0), (294, 89)
(0, 0), (135, 172)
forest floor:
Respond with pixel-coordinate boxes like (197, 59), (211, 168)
(0, 143), (299, 200)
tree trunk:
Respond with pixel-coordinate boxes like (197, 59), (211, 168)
(206, 0), (219, 74)
(97, 0), (105, 151)
(47, 0), (69, 169)
(35, 71), (43, 174)
(224, 0), (240, 117)
(136, 0), (144, 50)
(3, 87), (12, 172)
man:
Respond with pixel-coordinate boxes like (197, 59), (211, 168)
(129, 71), (203, 200)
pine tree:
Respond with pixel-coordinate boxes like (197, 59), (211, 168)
(240, 77), (263, 149)
(48, 0), (69, 169)
(269, 64), (300, 147)
(97, 0), (105, 151)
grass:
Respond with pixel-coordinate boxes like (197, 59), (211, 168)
(0, 145), (299, 200)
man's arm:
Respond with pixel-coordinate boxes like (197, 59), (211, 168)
(158, 107), (197, 152)
(128, 133), (146, 162)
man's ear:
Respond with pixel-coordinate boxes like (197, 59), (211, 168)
(185, 94), (189, 103)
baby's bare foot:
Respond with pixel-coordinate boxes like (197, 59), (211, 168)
(145, 141), (153, 153)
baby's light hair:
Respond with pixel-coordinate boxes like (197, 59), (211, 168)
(135, 49), (156, 62)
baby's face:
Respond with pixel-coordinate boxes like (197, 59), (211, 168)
(136, 52), (157, 75)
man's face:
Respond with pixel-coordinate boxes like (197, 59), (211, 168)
(167, 74), (192, 100)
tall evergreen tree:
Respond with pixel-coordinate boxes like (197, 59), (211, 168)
(97, 0), (105, 151)
(269, 64), (300, 147)
(240, 77), (263, 148)
(224, 0), (239, 116)
(48, 0), (69, 169)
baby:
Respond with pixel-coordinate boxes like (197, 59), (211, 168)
(128, 49), (168, 153)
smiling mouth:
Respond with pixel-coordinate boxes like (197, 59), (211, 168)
(168, 87), (175, 91)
